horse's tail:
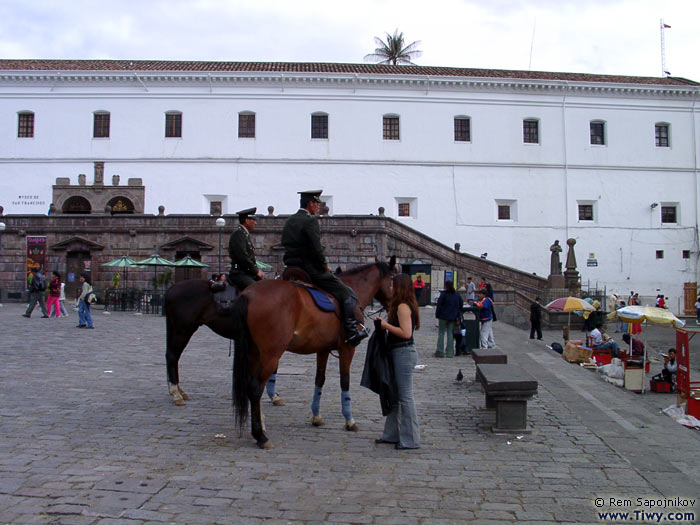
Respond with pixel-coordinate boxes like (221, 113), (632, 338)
(231, 294), (250, 433)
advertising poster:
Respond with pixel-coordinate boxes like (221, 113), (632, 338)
(26, 236), (47, 283)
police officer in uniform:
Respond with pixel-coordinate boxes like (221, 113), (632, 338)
(228, 207), (263, 291)
(281, 190), (368, 346)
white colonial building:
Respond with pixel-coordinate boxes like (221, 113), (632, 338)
(1, 60), (699, 311)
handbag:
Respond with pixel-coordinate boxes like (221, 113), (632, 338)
(86, 291), (97, 304)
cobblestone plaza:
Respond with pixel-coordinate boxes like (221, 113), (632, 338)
(1, 303), (699, 524)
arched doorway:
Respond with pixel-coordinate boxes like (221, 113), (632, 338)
(107, 196), (135, 214)
(62, 196), (92, 214)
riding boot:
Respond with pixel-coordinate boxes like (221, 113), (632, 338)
(342, 297), (368, 347)
(210, 280), (226, 292)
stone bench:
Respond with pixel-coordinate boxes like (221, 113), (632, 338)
(476, 363), (538, 434)
(471, 347), (507, 379)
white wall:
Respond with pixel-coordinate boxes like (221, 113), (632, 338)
(1, 72), (698, 311)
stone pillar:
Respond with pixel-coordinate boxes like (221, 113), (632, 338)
(94, 162), (104, 186)
(112, 174), (120, 186)
(78, 174), (86, 186)
(564, 238), (580, 294)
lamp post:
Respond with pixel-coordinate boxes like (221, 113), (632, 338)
(0, 222), (5, 305)
(215, 217), (226, 274)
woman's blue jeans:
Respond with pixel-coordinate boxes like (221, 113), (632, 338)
(382, 344), (420, 448)
(78, 300), (93, 328)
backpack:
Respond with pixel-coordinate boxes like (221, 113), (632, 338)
(36, 274), (47, 291)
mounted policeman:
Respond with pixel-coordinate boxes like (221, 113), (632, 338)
(281, 190), (368, 346)
(228, 207), (264, 291)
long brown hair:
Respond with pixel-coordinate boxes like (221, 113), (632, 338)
(388, 273), (420, 330)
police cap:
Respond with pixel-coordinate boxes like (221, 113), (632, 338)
(236, 207), (257, 222)
(298, 190), (323, 203)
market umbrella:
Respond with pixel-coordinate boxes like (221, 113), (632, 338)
(607, 305), (685, 393)
(133, 254), (176, 289)
(101, 256), (138, 289)
(546, 296), (597, 332)
(173, 256), (209, 280)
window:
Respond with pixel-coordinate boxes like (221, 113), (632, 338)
(311, 113), (328, 139)
(523, 119), (539, 144)
(655, 123), (670, 147)
(495, 199), (517, 221)
(165, 112), (182, 138)
(395, 197), (416, 218)
(210, 201), (222, 216)
(590, 121), (605, 145)
(93, 112), (110, 138)
(656, 250), (664, 259)
(497, 205), (511, 220)
(18, 112), (34, 138)
(661, 206), (677, 224)
(578, 204), (594, 221)
(383, 115), (400, 140)
(238, 112), (255, 138)
(454, 117), (470, 142)
(683, 250), (691, 259)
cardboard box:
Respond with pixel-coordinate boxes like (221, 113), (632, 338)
(624, 368), (644, 392)
(562, 342), (593, 364)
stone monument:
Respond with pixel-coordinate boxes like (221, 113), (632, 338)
(547, 240), (565, 288)
(564, 238), (581, 293)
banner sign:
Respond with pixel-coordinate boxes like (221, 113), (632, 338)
(26, 236), (47, 279)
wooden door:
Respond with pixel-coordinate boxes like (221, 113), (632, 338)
(683, 282), (697, 316)
(65, 251), (91, 299)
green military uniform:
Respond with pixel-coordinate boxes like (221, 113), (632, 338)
(282, 209), (354, 303)
(228, 210), (259, 291)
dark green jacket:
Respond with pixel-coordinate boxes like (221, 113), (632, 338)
(228, 225), (257, 277)
(281, 209), (327, 275)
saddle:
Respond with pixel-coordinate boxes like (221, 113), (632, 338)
(210, 277), (238, 313)
(282, 265), (337, 314)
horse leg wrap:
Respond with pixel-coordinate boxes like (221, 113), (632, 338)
(341, 390), (352, 421)
(311, 386), (323, 417)
(266, 374), (277, 399)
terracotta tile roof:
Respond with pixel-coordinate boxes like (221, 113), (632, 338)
(0, 59), (696, 86)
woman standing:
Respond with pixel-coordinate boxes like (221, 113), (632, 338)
(434, 280), (463, 358)
(77, 274), (95, 329)
(46, 271), (62, 318)
(375, 273), (421, 450)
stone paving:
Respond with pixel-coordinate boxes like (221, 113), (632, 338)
(1, 302), (699, 524)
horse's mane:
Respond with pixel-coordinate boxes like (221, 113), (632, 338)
(339, 261), (392, 278)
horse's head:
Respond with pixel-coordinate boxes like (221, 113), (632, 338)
(373, 255), (397, 309)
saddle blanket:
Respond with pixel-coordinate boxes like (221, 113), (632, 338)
(292, 282), (336, 312)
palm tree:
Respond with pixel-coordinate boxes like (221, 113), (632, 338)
(364, 29), (422, 66)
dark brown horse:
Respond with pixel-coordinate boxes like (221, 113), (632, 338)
(163, 279), (238, 405)
(232, 257), (396, 448)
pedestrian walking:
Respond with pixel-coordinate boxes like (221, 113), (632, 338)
(22, 267), (49, 318)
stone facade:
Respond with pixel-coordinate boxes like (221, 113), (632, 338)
(52, 162), (145, 215)
(0, 212), (547, 320)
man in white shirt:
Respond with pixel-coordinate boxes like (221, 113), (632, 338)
(466, 277), (476, 304)
(591, 323), (619, 357)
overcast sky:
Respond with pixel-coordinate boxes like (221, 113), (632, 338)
(1, 0), (699, 81)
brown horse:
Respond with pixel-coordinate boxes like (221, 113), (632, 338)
(232, 257), (396, 448)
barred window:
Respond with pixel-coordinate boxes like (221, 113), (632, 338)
(210, 201), (222, 216)
(93, 112), (110, 138)
(578, 204), (594, 221)
(18, 112), (34, 138)
(454, 117), (470, 142)
(311, 113), (328, 139)
(383, 115), (400, 140)
(661, 206), (677, 224)
(165, 112), (182, 138)
(590, 121), (605, 145)
(398, 202), (410, 216)
(655, 123), (669, 147)
(238, 112), (255, 138)
(498, 205), (511, 220)
(523, 119), (539, 144)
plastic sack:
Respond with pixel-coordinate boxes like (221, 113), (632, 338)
(598, 357), (624, 379)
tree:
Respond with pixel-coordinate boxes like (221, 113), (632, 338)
(364, 29), (422, 66)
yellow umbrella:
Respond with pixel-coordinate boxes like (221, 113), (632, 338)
(545, 297), (597, 312)
(607, 305), (685, 329)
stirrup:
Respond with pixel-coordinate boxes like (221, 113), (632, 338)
(345, 323), (369, 347)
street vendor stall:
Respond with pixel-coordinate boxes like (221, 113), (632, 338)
(607, 305), (685, 393)
(674, 327), (700, 418)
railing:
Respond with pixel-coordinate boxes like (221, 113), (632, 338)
(103, 288), (165, 314)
